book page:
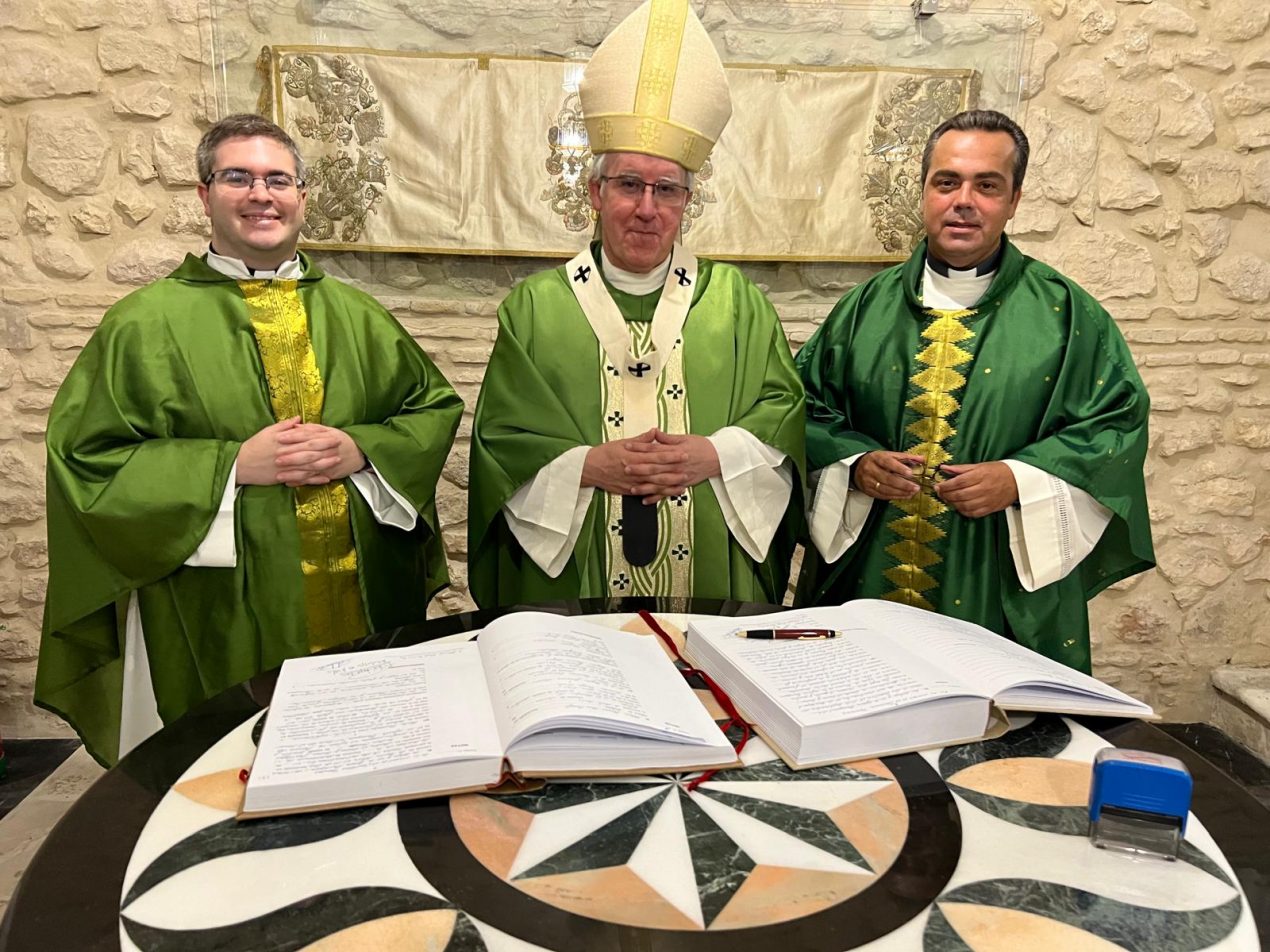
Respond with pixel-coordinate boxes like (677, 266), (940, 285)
(476, 613), (724, 749)
(688, 609), (980, 726)
(853, 600), (1149, 711)
(249, 642), (503, 787)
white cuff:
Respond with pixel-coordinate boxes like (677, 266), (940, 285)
(185, 462), (238, 568)
(119, 592), (163, 758)
(706, 427), (791, 562)
(503, 446), (594, 578)
(808, 455), (874, 563)
(349, 462), (418, 531)
(1003, 459), (1113, 591)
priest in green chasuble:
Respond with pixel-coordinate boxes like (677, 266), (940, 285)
(796, 110), (1154, 673)
(469, 0), (805, 608)
(36, 115), (462, 765)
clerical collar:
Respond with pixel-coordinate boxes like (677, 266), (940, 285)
(601, 248), (670, 295)
(206, 246), (304, 280)
(922, 258), (997, 311)
(925, 242), (1004, 278)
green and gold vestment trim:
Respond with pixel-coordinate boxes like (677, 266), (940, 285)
(601, 322), (694, 597)
(882, 306), (977, 610)
(240, 280), (368, 650)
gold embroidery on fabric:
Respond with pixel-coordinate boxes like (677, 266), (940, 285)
(280, 52), (389, 243)
(882, 307), (977, 610)
(542, 90), (594, 233)
(601, 323), (693, 598)
(241, 280), (367, 651)
(636, 0), (688, 122)
(863, 75), (977, 255)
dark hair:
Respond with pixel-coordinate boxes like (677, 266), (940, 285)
(920, 109), (1029, 193)
(196, 114), (305, 184)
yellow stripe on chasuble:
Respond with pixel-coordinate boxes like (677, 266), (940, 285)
(883, 307), (977, 610)
(240, 279), (368, 650)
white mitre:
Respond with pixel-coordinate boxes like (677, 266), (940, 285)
(579, 0), (732, 173)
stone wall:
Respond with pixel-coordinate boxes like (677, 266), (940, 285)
(1, 0), (1267, 736)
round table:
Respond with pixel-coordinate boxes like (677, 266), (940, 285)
(3, 598), (1267, 951)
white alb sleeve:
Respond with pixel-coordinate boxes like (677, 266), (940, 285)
(1002, 459), (1114, 591)
(184, 462), (238, 568)
(705, 426), (792, 562)
(807, 454), (876, 563)
(349, 462), (418, 531)
(502, 446), (595, 578)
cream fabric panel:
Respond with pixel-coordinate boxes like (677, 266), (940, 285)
(268, 47), (974, 261)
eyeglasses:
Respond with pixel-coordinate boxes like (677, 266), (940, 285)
(205, 169), (305, 191)
(600, 174), (691, 207)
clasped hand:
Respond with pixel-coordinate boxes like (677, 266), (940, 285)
(582, 428), (721, 504)
(236, 417), (366, 487)
(855, 450), (1018, 517)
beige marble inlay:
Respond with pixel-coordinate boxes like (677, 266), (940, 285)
(710, 865), (874, 930)
(947, 757), (1092, 806)
(450, 794), (534, 879)
(302, 909), (458, 951)
(938, 901), (1125, 951)
(516, 866), (700, 930)
(174, 767), (252, 813)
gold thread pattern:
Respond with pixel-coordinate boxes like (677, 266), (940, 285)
(635, 0), (688, 122)
(280, 53), (389, 243)
(601, 323), (693, 597)
(542, 90), (594, 233)
(241, 280), (368, 651)
(882, 307), (977, 610)
(863, 76), (975, 255)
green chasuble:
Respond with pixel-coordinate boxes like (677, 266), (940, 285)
(37, 253), (463, 765)
(795, 237), (1154, 673)
(469, 247), (805, 608)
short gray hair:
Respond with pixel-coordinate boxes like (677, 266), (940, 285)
(196, 114), (306, 184)
(920, 109), (1029, 194)
(588, 152), (695, 191)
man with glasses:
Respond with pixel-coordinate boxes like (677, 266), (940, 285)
(796, 110), (1153, 673)
(468, 0), (805, 607)
(36, 114), (462, 765)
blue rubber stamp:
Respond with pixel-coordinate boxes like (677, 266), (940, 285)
(1088, 748), (1192, 860)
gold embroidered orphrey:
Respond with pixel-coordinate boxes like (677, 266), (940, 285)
(600, 323), (694, 598)
(542, 90), (717, 235)
(240, 280), (369, 651)
(863, 74), (978, 255)
(278, 52), (390, 243)
(882, 306), (978, 610)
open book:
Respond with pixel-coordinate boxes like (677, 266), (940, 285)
(241, 613), (736, 817)
(685, 600), (1154, 769)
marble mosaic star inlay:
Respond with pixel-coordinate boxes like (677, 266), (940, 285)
(450, 756), (908, 931)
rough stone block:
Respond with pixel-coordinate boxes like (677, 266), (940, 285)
(1104, 88), (1159, 144)
(114, 80), (175, 119)
(0, 39), (100, 103)
(161, 195), (211, 236)
(1057, 61), (1109, 111)
(23, 197), (59, 235)
(1178, 154), (1244, 212)
(106, 238), (189, 285)
(97, 29), (178, 74)
(1185, 213), (1233, 264)
(1139, 2), (1196, 34)
(114, 185), (157, 225)
(25, 113), (110, 197)
(122, 130), (158, 183)
(1209, 253), (1270, 303)
(1210, 0), (1269, 42)
(1056, 228), (1156, 298)
(152, 126), (201, 187)
(70, 199), (113, 235)
(31, 238), (94, 279)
